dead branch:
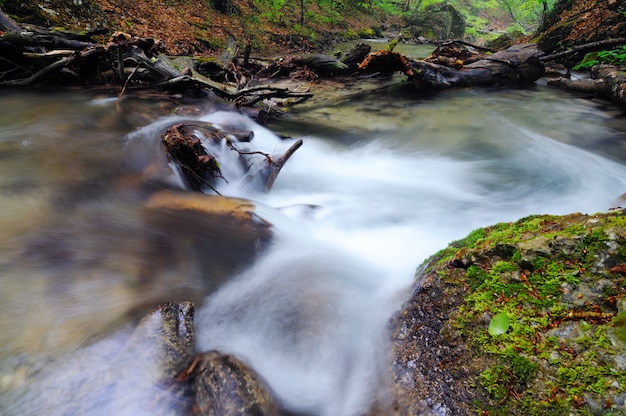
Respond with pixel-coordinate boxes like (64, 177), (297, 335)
(540, 37), (626, 62)
(0, 47), (105, 87)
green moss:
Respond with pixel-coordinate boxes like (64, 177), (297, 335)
(465, 264), (487, 290)
(612, 311), (626, 342)
(357, 27), (375, 38)
(479, 365), (510, 402)
(432, 212), (626, 414)
(451, 227), (487, 248)
(510, 354), (538, 383)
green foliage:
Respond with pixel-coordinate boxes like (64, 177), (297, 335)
(451, 227), (486, 248)
(412, 0), (556, 41)
(256, 0), (287, 24)
(574, 46), (626, 70)
(244, 0), (556, 46)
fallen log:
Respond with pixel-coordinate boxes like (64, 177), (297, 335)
(339, 42), (371, 71)
(547, 64), (626, 107)
(257, 43), (372, 80)
(358, 43), (545, 90)
(0, 8), (311, 117)
(0, 31), (96, 51)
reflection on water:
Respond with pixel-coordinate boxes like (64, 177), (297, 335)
(2, 83), (626, 415)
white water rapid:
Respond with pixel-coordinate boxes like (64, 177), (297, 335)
(2, 86), (626, 416)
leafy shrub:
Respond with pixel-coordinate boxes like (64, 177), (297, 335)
(573, 46), (626, 70)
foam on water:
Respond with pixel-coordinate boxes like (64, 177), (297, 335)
(193, 113), (626, 416)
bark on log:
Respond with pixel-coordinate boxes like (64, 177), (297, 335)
(293, 54), (349, 75)
(340, 42), (371, 71)
(162, 123), (226, 193)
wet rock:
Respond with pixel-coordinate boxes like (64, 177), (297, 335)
(390, 211), (626, 415)
(111, 301), (197, 415)
(194, 351), (279, 416)
(126, 301), (196, 377)
(405, 2), (465, 41)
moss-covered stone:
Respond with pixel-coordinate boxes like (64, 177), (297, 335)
(405, 3), (465, 42)
(390, 211), (626, 415)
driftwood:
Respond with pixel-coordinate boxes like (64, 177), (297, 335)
(0, 8), (311, 118)
(161, 121), (302, 194)
(547, 64), (626, 107)
(358, 43), (545, 90)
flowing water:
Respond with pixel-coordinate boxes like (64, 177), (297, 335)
(2, 73), (626, 416)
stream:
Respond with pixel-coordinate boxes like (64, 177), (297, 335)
(2, 65), (626, 415)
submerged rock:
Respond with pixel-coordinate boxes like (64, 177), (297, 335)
(390, 211), (626, 415)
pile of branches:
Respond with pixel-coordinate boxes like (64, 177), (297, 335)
(0, 8), (312, 117)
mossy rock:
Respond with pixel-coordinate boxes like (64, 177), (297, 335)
(535, 20), (574, 56)
(485, 30), (525, 51)
(390, 211), (626, 415)
(406, 3), (465, 41)
(357, 27), (383, 39)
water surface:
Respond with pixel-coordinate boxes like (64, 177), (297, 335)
(1, 81), (626, 415)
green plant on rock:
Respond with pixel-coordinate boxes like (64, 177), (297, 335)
(574, 46), (626, 70)
(488, 312), (510, 336)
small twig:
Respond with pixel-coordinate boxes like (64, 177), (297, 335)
(119, 65), (140, 97)
(173, 158), (225, 195)
(226, 140), (276, 166)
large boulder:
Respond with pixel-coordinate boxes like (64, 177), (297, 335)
(390, 211), (626, 415)
(407, 3), (465, 41)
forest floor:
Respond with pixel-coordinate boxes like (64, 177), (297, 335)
(93, 0), (380, 55)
